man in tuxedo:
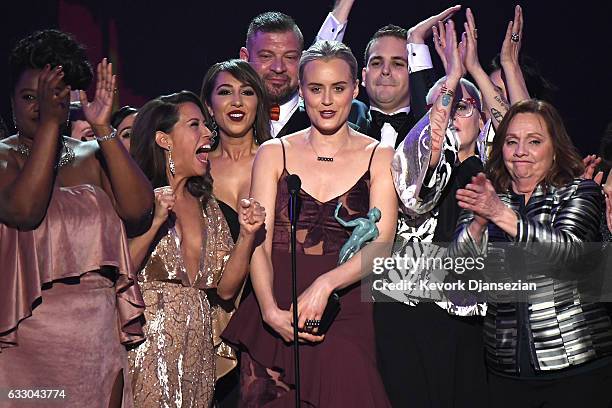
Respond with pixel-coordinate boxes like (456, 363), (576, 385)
(355, 5), (461, 148)
(239, 3), (354, 138)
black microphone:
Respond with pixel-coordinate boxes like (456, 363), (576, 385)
(286, 173), (302, 407)
(287, 174), (301, 195)
(287, 174), (301, 225)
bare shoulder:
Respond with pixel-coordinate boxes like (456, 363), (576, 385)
(254, 138), (285, 175)
(349, 128), (376, 145)
(370, 144), (394, 173)
(280, 129), (308, 150)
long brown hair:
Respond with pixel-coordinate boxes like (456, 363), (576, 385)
(200, 59), (271, 146)
(130, 91), (213, 205)
(487, 99), (584, 192)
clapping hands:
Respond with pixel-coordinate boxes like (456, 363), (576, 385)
(79, 58), (115, 132)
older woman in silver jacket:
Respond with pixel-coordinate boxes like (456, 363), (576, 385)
(448, 99), (612, 407)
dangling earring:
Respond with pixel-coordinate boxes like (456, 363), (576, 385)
(210, 119), (218, 144)
(253, 125), (258, 145)
(167, 147), (176, 176)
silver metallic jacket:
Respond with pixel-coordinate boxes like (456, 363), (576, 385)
(448, 178), (612, 374)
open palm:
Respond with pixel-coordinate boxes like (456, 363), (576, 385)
(79, 58), (115, 128)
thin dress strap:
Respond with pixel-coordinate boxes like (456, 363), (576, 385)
(279, 139), (287, 171)
(367, 142), (380, 171)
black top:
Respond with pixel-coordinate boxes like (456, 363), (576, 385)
(433, 155), (484, 243)
(217, 199), (239, 244)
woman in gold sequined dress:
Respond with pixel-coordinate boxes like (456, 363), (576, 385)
(128, 91), (265, 407)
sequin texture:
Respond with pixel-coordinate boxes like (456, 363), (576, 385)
(128, 197), (237, 407)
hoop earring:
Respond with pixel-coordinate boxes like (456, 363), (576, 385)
(167, 147), (176, 176)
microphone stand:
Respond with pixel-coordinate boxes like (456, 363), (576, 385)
(287, 174), (301, 408)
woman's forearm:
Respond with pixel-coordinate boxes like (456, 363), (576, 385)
(491, 206), (518, 238)
(470, 66), (509, 128)
(501, 63), (530, 105)
(95, 125), (153, 224)
(0, 122), (61, 229)
(249, 246), (279, 318)
(216, 233), (256, 301)
(128, 219), (165, 271)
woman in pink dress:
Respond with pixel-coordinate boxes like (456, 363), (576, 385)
(0, 30), (152, 407)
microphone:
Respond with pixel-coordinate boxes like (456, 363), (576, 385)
(287, 174), (301, 195)
(286, 173), (302, 407)
(287, 174), (301, 226)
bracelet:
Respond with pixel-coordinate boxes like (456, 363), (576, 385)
(95, 129), (117, 142)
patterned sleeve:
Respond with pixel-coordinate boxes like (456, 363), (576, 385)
(514, 179), (604, 262)
(392, 111), (459, 217)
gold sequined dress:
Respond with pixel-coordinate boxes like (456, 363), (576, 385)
(128, 196), (237, 407)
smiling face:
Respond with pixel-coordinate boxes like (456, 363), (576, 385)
(207, 71), (258, 138)
(12, 68), (70, 139)
(243, 30), (300, 104)
(362, 36), (409, 113)
(160, 102), (213, 178)
(503, 112), (555, 190)
(300, 58), (359, 135)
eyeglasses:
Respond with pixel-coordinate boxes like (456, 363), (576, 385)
(425, 97), (479, 119)
(452, 98), (478, 119)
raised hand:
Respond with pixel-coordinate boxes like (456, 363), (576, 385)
(152, 186), (176, 226)
(79, 58), (115, 131)
(237, 198), (266, 236)
(500, 5), (523, 69)
(38, 64), (71, 127)
(581, 154), (604, 184)
(408, 4), (461, 44)
(460, 8), (483, 76)
(432, 21), (448, 71)
(443, 20), (464, 81)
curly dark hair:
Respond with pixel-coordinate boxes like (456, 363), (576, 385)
(130, 91), (213, 205)
(200, 59), (271, 147)
(487, 99), (584, 192)
(9, 29), (93, 93)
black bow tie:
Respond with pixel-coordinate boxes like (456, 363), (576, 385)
(370, 110), (409, 133)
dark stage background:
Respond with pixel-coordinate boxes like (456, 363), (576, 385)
(2, 0), (610, 155)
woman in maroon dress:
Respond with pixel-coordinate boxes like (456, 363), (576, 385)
(223, 40), (397, 407)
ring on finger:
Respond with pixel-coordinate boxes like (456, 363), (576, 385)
(304, 319), (321, 328)
(511, 33), (520, 42)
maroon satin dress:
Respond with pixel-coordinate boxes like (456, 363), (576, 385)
(223, 142), (390, 407)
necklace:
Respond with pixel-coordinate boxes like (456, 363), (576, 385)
(14, 136), (76, 169)
(308, 136), (348, 162)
